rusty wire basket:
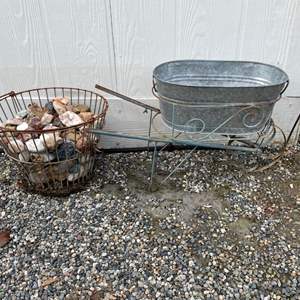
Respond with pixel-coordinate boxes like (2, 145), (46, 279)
(0, 87), (108, 196)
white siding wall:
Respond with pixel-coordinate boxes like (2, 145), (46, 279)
(0, 0), (299, 148)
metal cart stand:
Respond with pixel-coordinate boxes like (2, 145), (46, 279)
(91, 84), (286, 187)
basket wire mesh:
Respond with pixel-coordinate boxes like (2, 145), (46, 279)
(0, 87), (108, 196)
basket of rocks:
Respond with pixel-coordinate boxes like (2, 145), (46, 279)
(0, 87), (108, 195)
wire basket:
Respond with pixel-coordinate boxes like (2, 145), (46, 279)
(0, 87), (108, 196)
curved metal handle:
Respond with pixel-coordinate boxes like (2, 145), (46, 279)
(151, 86), (160, 100)
(280, 80), (289, 96)
(152, 77), (160, 100)
(152, 77), (158, 92)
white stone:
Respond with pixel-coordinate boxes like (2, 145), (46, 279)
(59, 111), (83, 127)
(40, 132), (62, 151)
(42, 153), (55, 162)
(5, 118), (23, 126)
(25, 139), (46, 152)
(16, 122), (29, 131)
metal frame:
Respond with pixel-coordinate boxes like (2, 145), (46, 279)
(93, 84), (285, 187)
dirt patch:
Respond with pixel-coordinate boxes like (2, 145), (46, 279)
(229, 217), (255, 237)
(181, 192), (223, 223)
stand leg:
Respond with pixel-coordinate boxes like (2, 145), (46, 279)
(147, 110), (153, 156)
(149, 142), (158, 189)
(162, 145), (198, 184)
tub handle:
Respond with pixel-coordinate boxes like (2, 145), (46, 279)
(280, 80), (289, 96)
(152, 77), (158, 92)
(152, 86), (159, 100)
(152, 77), (160, 100)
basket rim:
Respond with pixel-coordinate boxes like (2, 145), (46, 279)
(0, 86), (109, 133)
(1, 86), (108, 99)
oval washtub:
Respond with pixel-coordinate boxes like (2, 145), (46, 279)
(153, 60), (289, 134)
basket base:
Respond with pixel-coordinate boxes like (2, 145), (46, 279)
(18, 175), (92, 197)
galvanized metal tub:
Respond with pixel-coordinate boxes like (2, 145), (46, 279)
(153, 60), (289, 134)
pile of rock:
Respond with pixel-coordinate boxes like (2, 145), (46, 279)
(0, 97), (97, 185)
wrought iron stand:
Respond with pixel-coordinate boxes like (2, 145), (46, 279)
(92, 84), (287, 187)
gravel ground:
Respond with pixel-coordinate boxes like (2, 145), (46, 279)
(0, 146), (299, 299)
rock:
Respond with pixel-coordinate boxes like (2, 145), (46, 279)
(0, 136), (10, 147)
(31, 153), (55, 163)
(76, 136), (89, 151)
(79, 112), (94, 122)
(52, 116), (64, 127)
(41, 113), (54, 126)
(5, 118), (23, 126)
(73, 104), (90, 113)
(59, 111), (83, 127)
(28, 103), (47, 118)
(78, 154), (93, 170)
(47, 164), (68, 181)
(17, 122), (35, 140)
(69, 161), (80, 174)
(17, 125), (37, 141)
(43, 124), (59, 131)
(16, 110), (28, 119)
(40, 132), (62, 151)
(52, 97), (70, 116)
(30, 153), (44, 162)
(0, 229), (11, 248)
(67, 165), (86, 181)
(45, 102), (55, 114)
(0, 126), (8, 139)
(65, 131), (81, 143)
(28, 166), (47, 184)
(25, 139), (46, 152)
(53, 97), (69, 105)
(66, 104), (75, 112)
(7, 139), (25, 153)
(57, 141), (76, 160)
(4, 125), (18, 132)
(18, 150), (30, 162)
(28, 117), (42, 130)
(57, 160), (77, 173)
(80, 154), (92, 165)
(16, 122), (29, 131)
(53, 99), (67, 115)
